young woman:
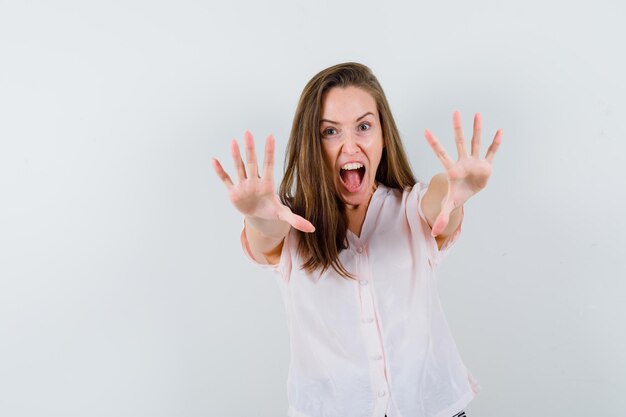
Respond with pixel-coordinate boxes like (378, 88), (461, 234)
(211, 62), (502, 417)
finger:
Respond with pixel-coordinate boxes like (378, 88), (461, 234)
(261, 134), (275, 182)
(431, 198), (456, 237)
(211, 157), (234, 190)
(231, 139), (247, 182)
(291, 214), (316, 233)
(424, 129), (454, 170)
(278, 207), (316, 233)
(470, 112), (482, 157)
(431, 209), (450, 237)
(243, 130), (259, 178)
(452, 110), (467, 158)
(485, 129), (503, 163)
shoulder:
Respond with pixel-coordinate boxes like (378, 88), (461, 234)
(373, 182), (428, 230)
(377, 182), (427, 206)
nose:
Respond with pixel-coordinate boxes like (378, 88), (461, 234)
(341, 131), (360, 155)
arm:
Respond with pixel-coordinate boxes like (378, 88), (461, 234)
(211, 130), (315, 265)
(421, 173), (463, 250)
(422, 111), (503, 250)
(243, 217), (291, 265)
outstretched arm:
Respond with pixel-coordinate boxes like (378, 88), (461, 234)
(211, 130), (315, 264)
(421, 111), (503, 249)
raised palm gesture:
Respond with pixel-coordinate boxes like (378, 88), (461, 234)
(211, 130), (315, 233)
(424, 111), (503, 236)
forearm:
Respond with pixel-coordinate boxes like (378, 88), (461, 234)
(244, 216), (291, 262)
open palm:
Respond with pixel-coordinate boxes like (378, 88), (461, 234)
(211, 130), (315, 233)
(424, 111), (503, 236)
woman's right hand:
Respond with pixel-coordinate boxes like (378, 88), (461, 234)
(211, 130), (315, 234)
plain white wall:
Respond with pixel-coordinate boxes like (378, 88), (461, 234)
(1, 0), (625, 416)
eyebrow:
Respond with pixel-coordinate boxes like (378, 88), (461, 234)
(320, 112), (374, 125)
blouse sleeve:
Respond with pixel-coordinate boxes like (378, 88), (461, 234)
(406, 182), (463, 269)
(239, 222), (293, 282)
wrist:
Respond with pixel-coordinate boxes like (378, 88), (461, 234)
(245, 216), (290, 239)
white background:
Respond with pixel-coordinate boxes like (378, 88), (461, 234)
(1, 0), (625, 416)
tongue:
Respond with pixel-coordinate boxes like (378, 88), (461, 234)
(342, 169), (362, 192)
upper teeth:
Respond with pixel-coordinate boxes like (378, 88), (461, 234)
(341, 162), (363, 170)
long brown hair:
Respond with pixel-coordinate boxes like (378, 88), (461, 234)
(279, 62), (416, 279)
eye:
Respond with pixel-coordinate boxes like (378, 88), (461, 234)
(358, 123), (371, 131)
(322, 127), (337, 136)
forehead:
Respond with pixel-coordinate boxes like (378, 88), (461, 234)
(321, 86), (378, 122)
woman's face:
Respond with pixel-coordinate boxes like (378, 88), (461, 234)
(320, 86), (384, 208)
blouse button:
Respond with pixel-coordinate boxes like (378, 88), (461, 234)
(356, 246), (364, 254)
(372, 354), (383, 360)
(378, 390), (387, 397)
(359, 279), (368, 286)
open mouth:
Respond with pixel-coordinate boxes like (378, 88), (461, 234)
(339, 162), (366, 193)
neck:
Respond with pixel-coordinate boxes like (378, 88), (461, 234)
(345, 182), (378, 238)
(345, 204), (368, 237)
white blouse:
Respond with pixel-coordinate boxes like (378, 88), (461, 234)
(241, 182), (481, 417)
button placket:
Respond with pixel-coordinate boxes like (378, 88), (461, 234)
(355, 243), (390, 411)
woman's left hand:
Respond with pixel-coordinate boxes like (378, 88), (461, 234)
(424, 111), (503, 237)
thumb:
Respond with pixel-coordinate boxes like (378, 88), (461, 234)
(278, 207), (316, 233)
(431, 199), (455, 237)
(291, 214), (316, 233)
